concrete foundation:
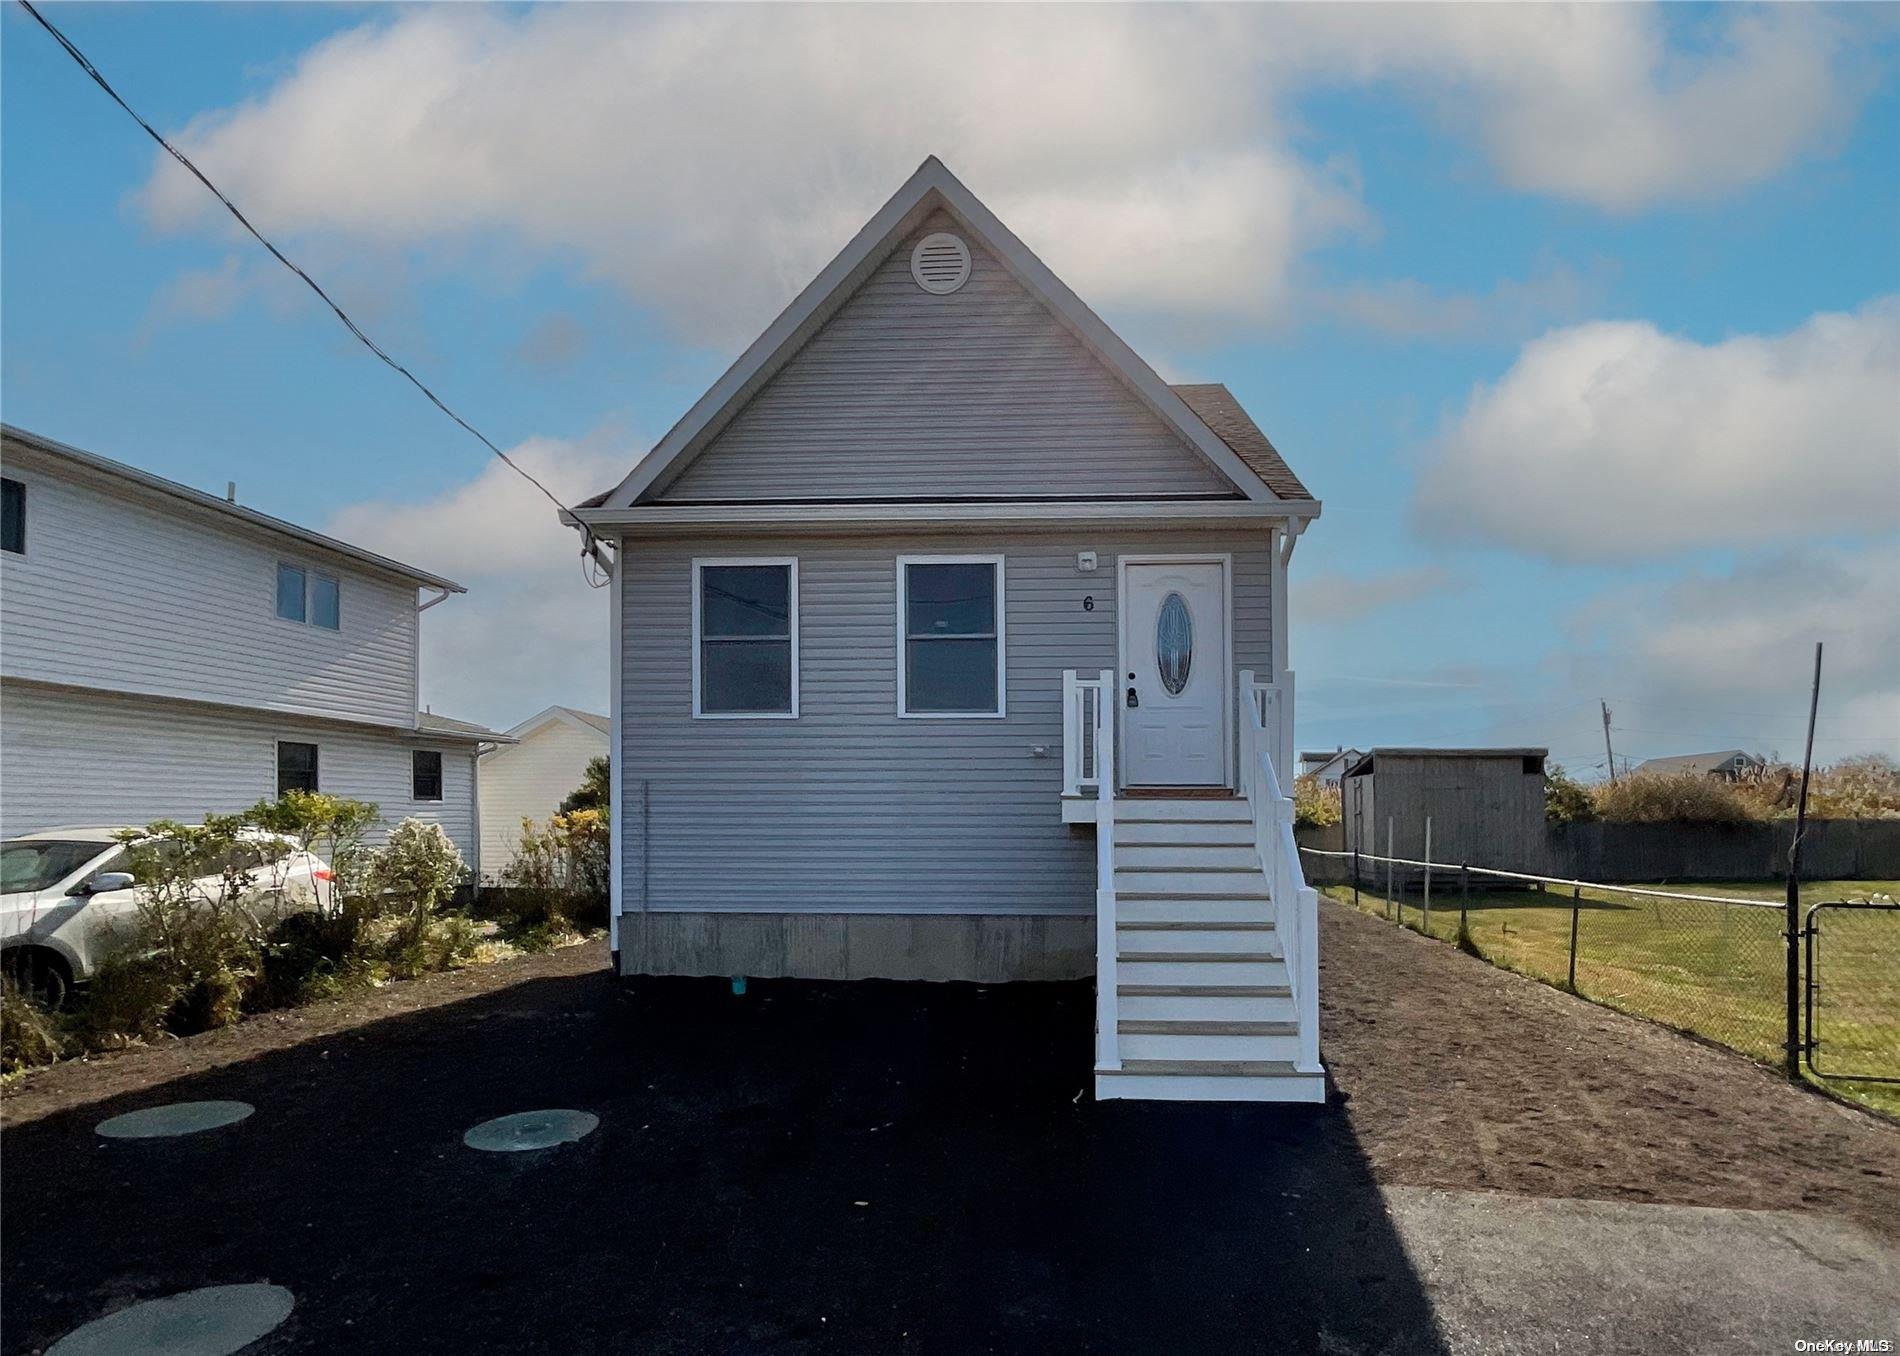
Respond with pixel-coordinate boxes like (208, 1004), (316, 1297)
(616, 912), (1094, 982)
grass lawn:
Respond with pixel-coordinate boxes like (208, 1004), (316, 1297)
(1322, 877), (1900, 1119)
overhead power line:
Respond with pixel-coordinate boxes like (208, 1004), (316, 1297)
(15, 0), (585, 536)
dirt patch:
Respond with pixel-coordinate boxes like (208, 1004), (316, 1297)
(1, 940), (603, 1129)
(1317, 901), (1898, 1240)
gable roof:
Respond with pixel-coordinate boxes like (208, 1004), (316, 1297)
(416, 711), (513, 744)
(1634, 750), (1761, 776)
(1171, 385), (1312, 501)
(3, 424), (465, 594)
(584, 157), (1310, 513)
(500, 704), (612, 742)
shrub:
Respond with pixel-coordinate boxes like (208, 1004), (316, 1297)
(245, 790), (382, 911)
(368, 818), (465, 942)
(1545, 763), (1597, 823)
(1804, 754), (1900, 820)
(1293, 775), (1341, 830)
(2, 978), (67, 1072)
(250, 906), (373, 1010)
(559, 756), (611, 814)
(500, 809), (610, 935)
(1591, 772), (1763, 824)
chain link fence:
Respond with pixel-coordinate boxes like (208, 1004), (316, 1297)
(1303, 845), (1899, 1117)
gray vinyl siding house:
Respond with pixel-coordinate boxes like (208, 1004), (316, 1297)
(573, 159), (1322, 1019)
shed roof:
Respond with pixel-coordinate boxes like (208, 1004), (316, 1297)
(1345, 747), (1548, 777)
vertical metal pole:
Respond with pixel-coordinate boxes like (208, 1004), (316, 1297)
(1351, 782), (1362, 910)
(1422, 816), (1433, 936)
(1385, 816), (1395, 922)
(1460, 864), (1470, 940)
(1568, 885), (1581, 992)
(1786, 641), (1823, 1079)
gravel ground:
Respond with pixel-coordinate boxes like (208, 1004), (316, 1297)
(3, 904), (1895, 1354)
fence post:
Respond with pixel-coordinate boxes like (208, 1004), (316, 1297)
(1567, 885), (1581, 992)
(1422, 817), (1433, 937)
(1459, 864), (1469, 942)
(1385, 816), (1395, 923)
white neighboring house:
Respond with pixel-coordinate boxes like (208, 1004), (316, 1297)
(478, 705), (610, 879)
(0, 426), (510, 867)
(567, 158), (1325, 1103)
(1298, 748), (1363, 787)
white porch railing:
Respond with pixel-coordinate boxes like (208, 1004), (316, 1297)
(1061, 669), (1110, 797)
(1063, 669), (1120, 1072)
(1239, 669), (1321, 1074)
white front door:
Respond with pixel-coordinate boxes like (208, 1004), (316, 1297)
(1121, 560), (1229, 787)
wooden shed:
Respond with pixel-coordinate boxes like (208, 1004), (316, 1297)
(1340, 748), (1548, 882)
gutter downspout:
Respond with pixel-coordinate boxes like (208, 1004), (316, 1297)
(417, 585), (454, 613)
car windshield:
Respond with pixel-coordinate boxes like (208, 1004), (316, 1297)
(0, 840), (110, 893)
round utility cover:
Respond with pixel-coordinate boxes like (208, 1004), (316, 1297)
(96, 1101), (254, 1140)
(46, 1283), (293, 1356)
(463, 1109), (599, 1152)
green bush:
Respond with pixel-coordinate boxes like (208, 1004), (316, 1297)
(499, 809), (609, 936)
(367, 818), (466, 951)
(1545, 763), (1598, 823)
(559, 756), (610, 814)
(2, 978), (67, 1073)
(1293, 775), (1342, 830)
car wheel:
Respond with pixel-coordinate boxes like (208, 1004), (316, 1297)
(2, 948), (72, 1009)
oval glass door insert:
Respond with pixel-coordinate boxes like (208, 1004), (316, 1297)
(1156, 592), (1192, 695)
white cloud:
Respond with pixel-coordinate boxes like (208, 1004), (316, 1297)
(1321, 261), (1606, 343)
(1555, 545), (1900, 762)
(1416, 298), (1900, 560)
(134, 5), (1874, 347)
(327, 432), (634, 727)
(1294, 566), (1460, 625)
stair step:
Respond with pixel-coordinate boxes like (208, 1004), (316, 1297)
(1117, 956), (1288, 987)
(1115, 844), (1259, 870)
(1117, 821), (1255, 847)
(1119, 991), (1295, 1022)
(1119, 896), (1273, 924)
(1116, 868), (1269, 897)
(1118, 1059), (1305, 1077)
(1118, 1020), (1295, 1035)
(1117, 929), (1283, 958)
(1095, 1064), (1326, 1103)
(1118, 984), (1288, 997)
(1117, 919), (1273, 930)
(1112, 800), (1251, 823)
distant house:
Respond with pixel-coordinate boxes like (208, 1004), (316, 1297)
(1341, 748), (1548, 877)
(1298, 748), (1362, 786)
(1633, 750), (1765, 781)
(0, 426), (508, 868)
(478, 705), (610, 878)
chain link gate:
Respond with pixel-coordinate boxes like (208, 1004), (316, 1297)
(1803, 899), (1900, 1085)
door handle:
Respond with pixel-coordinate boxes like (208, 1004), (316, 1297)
(1126, 686), (1139, 708)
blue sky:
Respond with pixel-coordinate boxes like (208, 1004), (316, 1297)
(4, 3), (1895, 768)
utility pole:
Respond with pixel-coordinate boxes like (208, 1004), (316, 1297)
(1601, 701), (1617, 783)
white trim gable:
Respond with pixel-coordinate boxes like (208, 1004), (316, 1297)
(595, 157), (1284, 510)
(497, 704), (611, 746)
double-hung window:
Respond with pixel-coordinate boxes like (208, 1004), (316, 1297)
(276, 562), (340, 630)
(276, 741), (319, 796)
(2, 478), (24, 555)
(412, 750), (443, 801)
(693, 559), (797, 717)
(898, 556), (1005, 717)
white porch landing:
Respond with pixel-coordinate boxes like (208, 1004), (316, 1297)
(1092, 796), (1325, 1103)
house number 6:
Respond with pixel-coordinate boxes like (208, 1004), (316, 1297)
(1082, 595), (1094, 611)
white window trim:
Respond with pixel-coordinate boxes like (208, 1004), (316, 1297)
(896, 554), (1006, 720)
(691, 556), (800, 720)
(273, 560), (341, 631)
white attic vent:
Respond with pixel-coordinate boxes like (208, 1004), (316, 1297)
(910, 232), (971, 294)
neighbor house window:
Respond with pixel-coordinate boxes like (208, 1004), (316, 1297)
(277, 741), (319, 796)
(898, 556), (1004, 717)
(276, 563), (340, 629)
(412, 750), (443, 802)
(693, 559), (797, 717)
(1, 478), (23, 555)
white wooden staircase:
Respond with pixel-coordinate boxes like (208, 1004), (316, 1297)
(1066, 668), (1325, 1103)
